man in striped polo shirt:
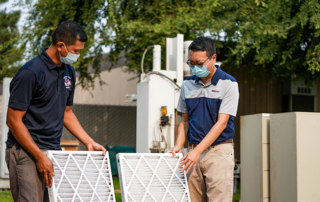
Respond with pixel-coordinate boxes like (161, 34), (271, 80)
(168, 36), (239, 202)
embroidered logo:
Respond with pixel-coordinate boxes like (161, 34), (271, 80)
(64, 76), (72, 89)
(212, 90), (220, 93)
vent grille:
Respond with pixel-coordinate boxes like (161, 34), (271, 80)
(47, 151), (115, 202)
(117, 153), (190, 202)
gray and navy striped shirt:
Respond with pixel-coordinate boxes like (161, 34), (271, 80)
(177, 65), (239, 145)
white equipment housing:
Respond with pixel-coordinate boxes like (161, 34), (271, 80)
(183, 41), (193, 77)
(136, 34), (193, 153)
(0, 77), (12, 178)
(47, 151), (115, 202)
(116, 153), (191, 202)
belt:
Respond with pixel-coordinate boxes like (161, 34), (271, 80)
(188, 139), (233, 148)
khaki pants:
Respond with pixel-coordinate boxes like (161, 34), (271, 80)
(5, 144), (49, 202)
(187, 143), (234, 202)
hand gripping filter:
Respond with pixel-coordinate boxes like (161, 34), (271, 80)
(47, 151), (115, 202)
(116, 153), (191, 202)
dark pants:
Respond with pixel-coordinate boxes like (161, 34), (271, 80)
(5, 144), (49, 202)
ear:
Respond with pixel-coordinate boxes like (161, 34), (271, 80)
(56, 42), (65, 52)
(211, 54), (217, 62)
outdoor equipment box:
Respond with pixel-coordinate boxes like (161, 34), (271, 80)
(240, 114), (270, 202)
(270, 112), (320, 202)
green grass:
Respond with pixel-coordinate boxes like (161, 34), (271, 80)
(233, 181), (241, 202)
(0, 192), (13, 202)
(0, 178), (123, 202)
(0, 178), (241, 202)
(113, 177), (122, 202)
(115, 178), (241, 202)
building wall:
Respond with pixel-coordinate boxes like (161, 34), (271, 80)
(73, 66), (138, 106)
(62, 66), (138, 150)
(222, 65), (282, 159)
(61, 104), (136, 150)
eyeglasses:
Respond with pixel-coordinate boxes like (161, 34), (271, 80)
(186, 57), (210, 67)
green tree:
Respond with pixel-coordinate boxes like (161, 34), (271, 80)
(19, 0), (320, 86)
(106, 0), (320, 83)
(212, 0), (320, 83)
(19, 0), (223, 85)
(0, 0), (25, 81)
(105, 0), (220, 73)
(18, 0), (107, 90)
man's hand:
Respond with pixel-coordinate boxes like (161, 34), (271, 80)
(179, 149), (201, 175)
(36, 154), (55, 188)
(64, 107), (107, 156)
(167, 144), (182, 157)
(177, 113), (230, 175)
(86, 142), (107, 155)
(7, 107), (55, 188)
(168, 113), (188, 157)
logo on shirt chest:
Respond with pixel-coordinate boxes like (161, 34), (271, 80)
(212, 90), (220, 93)
(64, 76), (72, 89)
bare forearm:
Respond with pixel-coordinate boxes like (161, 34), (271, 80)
(64, 111), (94, 146)
(194, 121), (226, 153)
(176, 121), (188, 148)
(7, 121), (45, 161)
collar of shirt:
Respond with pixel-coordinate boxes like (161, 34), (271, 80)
(194, 65), (222, 86)
(40, 48), (66, 71)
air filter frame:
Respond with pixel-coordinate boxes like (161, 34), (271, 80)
(47, 150), (115, 202)
(117, 153), (191, 202)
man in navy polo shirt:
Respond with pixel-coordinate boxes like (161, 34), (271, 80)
(5, 21), (106, 202)
(168, 37), (239, 202)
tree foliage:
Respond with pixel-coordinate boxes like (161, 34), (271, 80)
(0, 0), (25, 81)
(18, 0), (107, 90)
(213, 0), (320, 83)
(105, 0), (220, 73)
(14, 0), (320, 87)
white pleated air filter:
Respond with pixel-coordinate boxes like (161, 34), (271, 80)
(116, 153), (191, 202)
(47, 151), (115, 202)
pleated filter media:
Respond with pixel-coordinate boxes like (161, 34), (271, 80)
(47, 151), (115, 202)
(116, 153), (191, 202)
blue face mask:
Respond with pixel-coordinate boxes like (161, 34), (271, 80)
(59, 43), (80, 64)
(190, 59), (213, 78)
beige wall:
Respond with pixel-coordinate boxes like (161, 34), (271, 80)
(73, 67), (139, 106)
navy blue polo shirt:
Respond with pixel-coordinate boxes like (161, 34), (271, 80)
(177, 66), (239, 145)
(6, 48), (76, 150)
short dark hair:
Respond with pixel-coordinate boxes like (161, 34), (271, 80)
(52, 21), (88, 46)
(189, 36), (216, 57)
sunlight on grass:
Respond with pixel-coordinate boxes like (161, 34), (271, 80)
(0, 178), (240, 202)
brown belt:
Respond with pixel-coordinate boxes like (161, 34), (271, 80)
(188, 139), (233, 148)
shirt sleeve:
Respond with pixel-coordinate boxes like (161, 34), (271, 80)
(66, 65), (76, 106)
(177, 83), (188, 114)
(219, 82), (239, 117)
(8, 69), (37, 111)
